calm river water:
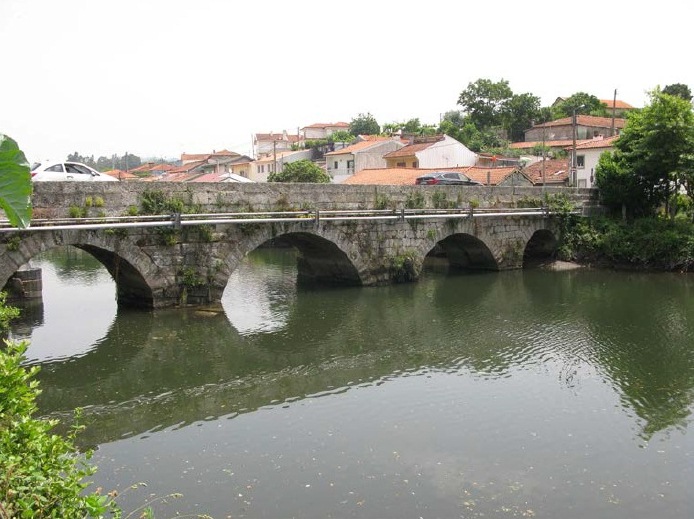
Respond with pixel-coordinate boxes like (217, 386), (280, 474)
(9, 247), (694, 519)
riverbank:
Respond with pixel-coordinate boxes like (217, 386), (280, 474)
(558, 215), (694, 273)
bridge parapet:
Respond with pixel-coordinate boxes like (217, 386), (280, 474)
(28, 182), (599, 220)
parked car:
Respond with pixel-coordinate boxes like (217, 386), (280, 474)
(415, 171), (482, 186)
(31, 161), (119, 181)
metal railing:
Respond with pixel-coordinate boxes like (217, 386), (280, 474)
(0, 206), (577, 233)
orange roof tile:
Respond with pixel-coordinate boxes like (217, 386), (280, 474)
(509, 139), (592, 149)
(301, 122), (350, 130)
(343, 166), (523, 186)
(325, 140), (392, 156)
(574, 135), (619, 150)
(523, 159), (570, 184)
(600, 99), (634, 109)
(535, 115), (626, 129)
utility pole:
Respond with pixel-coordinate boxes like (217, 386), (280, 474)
(611, 88), (617, 136)
(571, 109), (577, 188)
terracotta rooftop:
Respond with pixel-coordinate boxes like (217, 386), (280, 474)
(534, 115), (626, 129)
(325, 139), (397, 156)
(573, 135), (620, 150)
(599, 99), (635, 109)
(509, 139), (593, 149)
(301, 122), (350, 130)
(343, 166), (523, 186)
(523, 159), (570, 184)
(255, 133), (302, 142)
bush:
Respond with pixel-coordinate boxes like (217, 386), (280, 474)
(0, 342), (119, 518)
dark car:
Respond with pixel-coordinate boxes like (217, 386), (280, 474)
(414, 171), (482, 186)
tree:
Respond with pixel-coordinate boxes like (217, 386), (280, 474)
(349, 113), (380, 136)
(0, 134), (32, 228)
(662, 83), (692, 101)
(457, 78), (513, 131)
(552, 92), (604, 119)
(268, 159), (331, 183)
(328, 130), (355, 145)
(502, 92), (542, 142)
(596, 88), (694, 218)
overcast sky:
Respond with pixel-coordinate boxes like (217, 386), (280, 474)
(1, 0), (691, 164)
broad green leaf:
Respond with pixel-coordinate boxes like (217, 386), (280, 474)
(0, 134), (33, 228)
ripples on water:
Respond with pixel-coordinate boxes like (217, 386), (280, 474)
(10, 247), (694, 519)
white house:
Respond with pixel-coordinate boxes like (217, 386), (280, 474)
(249, 149), (314, 182)
(253, 130), (302, 158)
(324, 138), (405, 183)
(570, 135), (619, 188)
(300, 122), (350, 140)
(383, 135), (477, 169)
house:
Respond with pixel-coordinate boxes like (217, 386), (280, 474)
(551, 96), (636, 118)
(522, 159), (570, 186)
(382, 135), (477, 169)
(151, 151), (254, 182)
(103, 169), (139, 181)
(343, 165), (531, 187)
(250, 149), (314, 182)
(300, 122), (350, 140)
(599, 99), (636, 118)
(324, 137), (405, 183)
(253, 130), (303, 158)
(566, 135), (619, 188)
(524, 115), (625, 142)
(181, 149), (241, 165)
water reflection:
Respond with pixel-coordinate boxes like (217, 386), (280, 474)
(15, 248), (694, 448)
(10, 246), (694, 518)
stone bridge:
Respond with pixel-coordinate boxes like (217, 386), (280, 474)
(1, 182), (598, 308)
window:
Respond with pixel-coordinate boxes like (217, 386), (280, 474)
(334, 161), (338, 169)
(577, 155), (585, 169)
(412, 161), (417, 168)
(46, 164), (64, 172)
(396, 162), (406, 167)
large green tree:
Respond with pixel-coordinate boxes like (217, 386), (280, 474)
(552, 92), (605, 119)
(349, 113), (380, 136)
(457, 78), (513, 130)
(268, 159), (331, 183)
(662, 83), (692, 101)
(596, 88), (694, 217)
(502, 92), (542, 142)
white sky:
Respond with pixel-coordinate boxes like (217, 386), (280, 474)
(1, 0), (690, 164)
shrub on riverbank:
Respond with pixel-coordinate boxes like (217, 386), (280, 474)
(559, 216), (694, 271)
(0, 340), (119, 518)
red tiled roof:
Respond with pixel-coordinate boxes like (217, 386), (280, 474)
(382, 135), (446, 158)
(574, 135), (619, 150)
(535, 115), (626, 129)
(190, 171), (227, 182)
(509, 139), (592, 149)
(523, 159), (570, 184)
(103, 169), (138, 179)
(168, 160), (206, 174)
(600, 99), (634, 109)
(255, 133), (302, 142)
(301, 122), (350, 130)
(325, 139), (392, 156)
(343, 166), (522, 186)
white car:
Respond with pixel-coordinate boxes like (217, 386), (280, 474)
(31, 161), (119, 181)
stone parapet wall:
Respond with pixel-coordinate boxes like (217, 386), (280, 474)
(29, 182), (600, 219)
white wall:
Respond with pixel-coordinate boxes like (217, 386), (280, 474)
(417, 135), (477, 168)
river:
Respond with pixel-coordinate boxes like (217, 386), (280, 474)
(8, 246), (694, 519)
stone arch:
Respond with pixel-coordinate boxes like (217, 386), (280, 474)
(213, 224), (364, 293)
(423, 233), (499, 272)
(523, 229), (558, 267)
(0, 230), (165, 309)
